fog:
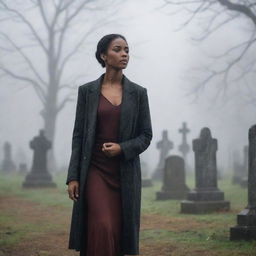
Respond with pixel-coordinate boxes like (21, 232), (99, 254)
(0, 0), (254, 175)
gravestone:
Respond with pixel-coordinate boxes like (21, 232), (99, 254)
(230, 125), (256, 240)
(23, 130), (56, 188)
(178, 122), (190, 165)
(1, 142), (16, 172)
(181, 127), (230, 213)
(18, 163), (28, 175)
(141, 161), (153, 187)
(156, 155), (189, 200)
(152, 130), (173, 180)
(240, 145), (249, 187)
(232, 150), (243, 184)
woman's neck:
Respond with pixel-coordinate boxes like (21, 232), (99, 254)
(103, 68), (123, 86)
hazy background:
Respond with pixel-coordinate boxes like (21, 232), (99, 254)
(0, 0), (254, 176)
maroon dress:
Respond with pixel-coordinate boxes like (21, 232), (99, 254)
(84, 93), (122, 256)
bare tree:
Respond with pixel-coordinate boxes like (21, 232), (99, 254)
(0, 0), (121, 170)
(161, 0), (256, 101)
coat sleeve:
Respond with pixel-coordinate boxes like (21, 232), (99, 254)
(119, 88), (153, 161)
(66, 86), (85, 185)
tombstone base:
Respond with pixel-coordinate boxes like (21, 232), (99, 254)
(142, 179), (153, 187)
(22, 172), (56, 188)
(181, 200), (230, 214)
(156, 189), (189, 200)
(230, 226), (256, 240)
(187, 189), (224, 201)
(230, 208), (256, 240)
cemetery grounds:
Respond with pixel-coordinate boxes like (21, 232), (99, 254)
(0, 172), (256, 256)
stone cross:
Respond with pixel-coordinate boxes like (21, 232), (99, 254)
(1, 142), (16, 172)
(156, 130), (173, 170)
(23, 130), (56, 188)
(30, 129), (51, 173)
(153, 130), (174, 180)
(178, 122), (190, 162)
(230, 124), (256, 240)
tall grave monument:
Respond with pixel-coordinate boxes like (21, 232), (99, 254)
(23, 130), (56, 188)
(240, 145), (249, 187)
(1, 142), (16, 172)
(152, 130), (173, 180)
(230, 125), (256, 240)
(181, 127), (230, 213)
(178, 122), (190, 166)
(232, 150), (243, 184)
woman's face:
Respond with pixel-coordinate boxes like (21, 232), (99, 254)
(102, 37), (129, 70)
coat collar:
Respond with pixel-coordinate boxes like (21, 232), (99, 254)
(88, 73), (135, 94)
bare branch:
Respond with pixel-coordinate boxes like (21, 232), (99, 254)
(0, 32), (48, 87)
(57, 95), (75, 113)
(191, 12), (239, 41)
(0, 0), (48, 53)
(0, 66), (46, 104)
(37, 0), (50, 29)
(57, 15), (114, 82)
(218, 0), (256, 25)
(163, 0), (256, 101)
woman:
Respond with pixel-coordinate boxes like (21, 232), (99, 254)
(66, 34), (152, 256)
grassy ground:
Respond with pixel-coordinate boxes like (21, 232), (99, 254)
(0, 171), (255, 256)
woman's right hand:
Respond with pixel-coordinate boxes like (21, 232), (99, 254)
(67, 180), (79, 201)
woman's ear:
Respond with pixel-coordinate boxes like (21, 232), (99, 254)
(100, 53), (106, 61)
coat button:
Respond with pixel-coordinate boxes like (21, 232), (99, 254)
(83, 156), (87, 160)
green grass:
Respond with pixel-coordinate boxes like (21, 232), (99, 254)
(0, 172), (70, 208)
(140, 173), (256, 255)
(0, 171), (255, 255)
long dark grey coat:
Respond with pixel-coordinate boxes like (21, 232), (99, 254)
(66, 73), (152, 256)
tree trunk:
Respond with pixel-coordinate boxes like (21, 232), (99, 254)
(44, 106), (58, 172)
(43, 78), (58, 172)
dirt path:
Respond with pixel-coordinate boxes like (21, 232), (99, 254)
(0, 195), (252, 256)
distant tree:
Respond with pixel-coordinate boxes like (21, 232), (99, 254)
(0, 0), (121, 170)
(162, 0), (256, 102)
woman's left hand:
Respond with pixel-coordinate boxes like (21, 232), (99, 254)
(102, 142), (122, 157)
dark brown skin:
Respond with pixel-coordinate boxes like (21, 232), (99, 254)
(67, 37), (129, 201)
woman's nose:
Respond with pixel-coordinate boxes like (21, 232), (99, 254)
(121, 50), (128, 57)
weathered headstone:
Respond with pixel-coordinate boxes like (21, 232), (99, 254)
(230, 125), (256, 240)
(240, 145), (249, 187)
(178, 122), (190, 164)
(1, 142), (16, 172)
(156, 155), (189, 200)
(23, 130), (56, 188)
(152, 130), (173, 180)
(141, 161), (153, 187)
(181, 127), (230, 213)
(18, 163), (28, 175)
(232, 150), (243, 184)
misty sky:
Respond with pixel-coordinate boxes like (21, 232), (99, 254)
(0, 0), (254, 175)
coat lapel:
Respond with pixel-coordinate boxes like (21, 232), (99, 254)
(119, 75), (136, 141)
(86, 74), (103, 140)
